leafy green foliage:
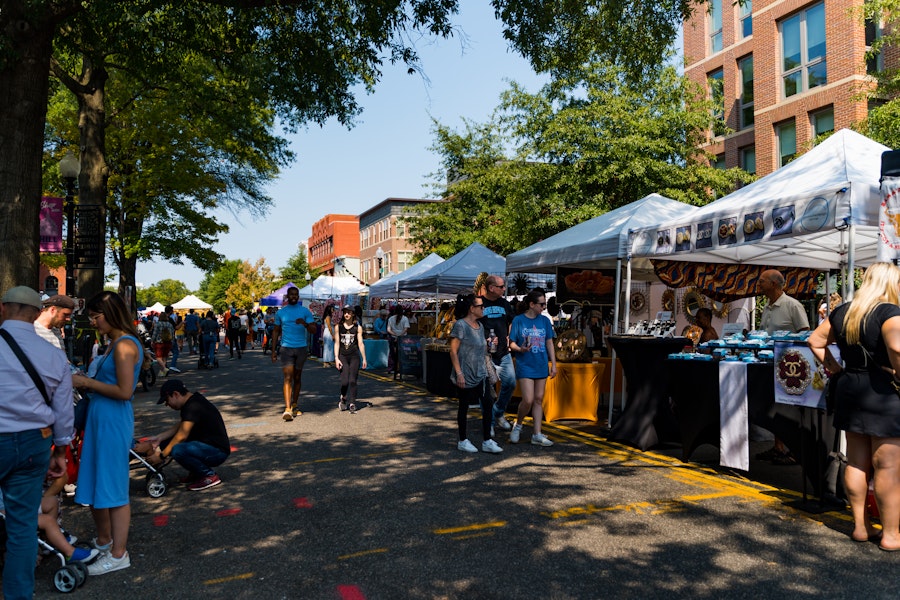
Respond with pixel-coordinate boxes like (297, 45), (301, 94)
(137, 279), (191, 307)
(226, 258), (277, 309)
(409, 61), (753, 258)
(197, 259), (242, 313)
(277, 248), (315, 289)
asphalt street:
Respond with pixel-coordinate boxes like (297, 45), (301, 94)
(31, 345), (899, 599)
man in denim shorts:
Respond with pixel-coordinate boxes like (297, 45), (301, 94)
(270, 286), (317, 421)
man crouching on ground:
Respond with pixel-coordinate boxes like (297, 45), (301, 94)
(147, 379), (230, 491)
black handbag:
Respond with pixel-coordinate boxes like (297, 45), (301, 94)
(825, 369), (844, 415)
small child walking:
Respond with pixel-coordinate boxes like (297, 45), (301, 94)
(335, 305), (367, 413)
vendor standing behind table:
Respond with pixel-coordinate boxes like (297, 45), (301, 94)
(756, 269), (810, 466)
(758, 269), (810, 335)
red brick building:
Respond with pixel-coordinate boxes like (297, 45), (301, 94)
(308, 214), (360, 277)
(358, 198), (442, 284)
(683, 0), (880, 178)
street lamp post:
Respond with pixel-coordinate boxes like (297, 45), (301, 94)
(375, 246), (384, 280)
(59, 151), (81, 297)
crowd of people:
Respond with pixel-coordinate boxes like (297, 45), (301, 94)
(6, 264), (900, 598)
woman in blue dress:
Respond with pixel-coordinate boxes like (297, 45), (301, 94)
(508, 288), (557, 447)
(72, 291), (142, 575)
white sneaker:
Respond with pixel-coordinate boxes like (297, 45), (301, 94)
(494, 416), (512, 431)
(531, 433), (554, 447)
(481, 439), (503, 454)
(87, 551), (130, 575)
(457, 439), (478, 453)
(168, 366), (181, 374)
(509, 424), (522, 444)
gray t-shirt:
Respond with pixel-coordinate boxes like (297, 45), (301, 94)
(450, 319), (487, 388)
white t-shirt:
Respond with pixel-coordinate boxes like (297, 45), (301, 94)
(387, 315), (410, 337)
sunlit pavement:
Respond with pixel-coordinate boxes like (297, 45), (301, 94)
(36, 347), (895, 600)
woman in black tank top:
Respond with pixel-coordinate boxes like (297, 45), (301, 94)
(335, 306), (367, 413)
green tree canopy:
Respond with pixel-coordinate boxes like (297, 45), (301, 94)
(136, 278), (191, 308)
(277, 248), (315, 289)
(226, 258), (277, 310)
(409, 61), (753, 258)
(197, 259), (242, 313)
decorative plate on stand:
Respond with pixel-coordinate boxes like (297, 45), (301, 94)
(661, 289), (675, 312)
(630, 291), (646, 314)
(555, 329), (587, 362)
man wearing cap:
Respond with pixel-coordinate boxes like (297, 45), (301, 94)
(0, 286), (74, 600)
(270, 286), (317, 421)
(35, 294), (75, 352)
(147, 379), (230, 491)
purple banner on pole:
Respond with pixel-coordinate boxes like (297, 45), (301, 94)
(40, 196), (64, 253)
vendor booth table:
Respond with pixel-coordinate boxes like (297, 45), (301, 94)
(607, 335), (690, 449)
(364, 339), (389, 370)
(425, 348), (455, 398)
(512, 362), (606, 421)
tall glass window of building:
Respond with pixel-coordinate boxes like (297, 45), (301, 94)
(709, 0), (723, 53)
(740, 0), (752, 38)
(781, 3), (826, 98)
(739, 55), (754, 129)
(708, 69), (725, 136)
(776, 120), (797, 167)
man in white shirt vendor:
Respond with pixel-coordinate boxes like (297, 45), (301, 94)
(756, 269), (810, 465)
(0, 286), (74, 600)
(34, 294), (75, 352)
(758, 269), (810, 335)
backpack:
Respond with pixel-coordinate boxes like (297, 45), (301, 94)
(160, 324), (173, 343)
(228, 316), (242, 332)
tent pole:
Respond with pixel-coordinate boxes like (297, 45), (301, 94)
(847, 223), (856, 301)
(609, 258), (623, 427)
(621, 258), (633, 416)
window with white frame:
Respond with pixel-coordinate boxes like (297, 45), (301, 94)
(709, 0), (723, 53)
(739, 55), (754, 129)
(397, 251), (414, 272)
(776, 120), (797, 167)
(739, 0), (752, 38)
(780, 3), (826, 98)
(811, 106), (834, 140)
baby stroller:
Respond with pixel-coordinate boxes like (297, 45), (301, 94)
(130, 440), (171, 498)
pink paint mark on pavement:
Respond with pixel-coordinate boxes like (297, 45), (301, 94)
(215, 508), (242, 517)
(153, 515), (169, 526)
(336, 585), (366, 600)
(292, 497), (313, 509)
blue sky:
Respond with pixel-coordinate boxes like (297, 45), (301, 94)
(136, 0), (548, 290)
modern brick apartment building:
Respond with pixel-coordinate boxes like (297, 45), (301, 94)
(683, 0), (882, 178)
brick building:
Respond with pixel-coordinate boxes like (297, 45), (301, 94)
(683, 0), (882, 178)
(358, 198), (442, 284)
(308, 214), (360, 277)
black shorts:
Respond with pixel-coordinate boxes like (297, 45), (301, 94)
(280, 346), (309, 369)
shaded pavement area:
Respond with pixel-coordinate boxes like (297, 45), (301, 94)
(32, 347), (898, 599)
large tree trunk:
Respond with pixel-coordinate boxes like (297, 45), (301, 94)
(0, 10), (55, 291)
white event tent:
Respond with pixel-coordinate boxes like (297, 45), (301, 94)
(172, 294), (213, 311)
(296, 275), (368, 299)
(630, 130), (890, 284)
(400, 242), (505, 297)
(367, 252), (444, 299)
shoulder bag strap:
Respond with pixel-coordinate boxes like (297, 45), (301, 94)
(0, 329), (52, 406)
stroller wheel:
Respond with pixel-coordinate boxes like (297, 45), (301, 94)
(146, 473), (168, 498)
(145, 367), (157, 388)
(53, 565), (79, 593)
(69, 561), (88, 586)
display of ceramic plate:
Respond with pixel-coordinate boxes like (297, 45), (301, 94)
(662, 289), (676, 312)
(630, 291), (646, 314)
(555, 329), (587, 362)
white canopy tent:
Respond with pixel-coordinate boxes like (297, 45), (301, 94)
(172, 294), (213, 311)
(400, 242), (505, 297)
(367, 253), (445, 299)
(143, 302), (165, 313)
(296, 275), (369, 299)
(630, 130), (890, 289)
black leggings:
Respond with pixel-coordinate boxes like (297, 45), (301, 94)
(339, 352), (361, 403)
(456, 380), (492, 441)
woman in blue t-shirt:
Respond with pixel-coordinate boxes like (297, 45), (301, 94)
(508, 289), (557, 447)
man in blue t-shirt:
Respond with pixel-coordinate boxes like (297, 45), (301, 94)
(184, 309), (201, 355)
(271, 286), (317, 422)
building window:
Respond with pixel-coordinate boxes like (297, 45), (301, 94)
(738, 55), (754, 129)
(708, 69), (725, 136)
(397, 251), (414, 272)
(709, 0), (723, 53)
(866, 17), (883, 75)
(776, 120), (797, 167)
(713, 154), (727, 170)
(781, 3), (826, 98)
(739, 0), (752, 38)
(396, 222), (405, 238)
(811, 107), (834, 140)
(740, 146), (756, 175)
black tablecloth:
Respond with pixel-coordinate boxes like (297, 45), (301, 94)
(666, 359), (832, 495)
(608, 336), (690, 450)
(425, 350), (455, 398)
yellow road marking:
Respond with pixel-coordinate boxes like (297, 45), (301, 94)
(204, 572), (254, 585)
(452, 532), (496, 540)
(338, 548), (389, 560)
(433, 521), (507, 535)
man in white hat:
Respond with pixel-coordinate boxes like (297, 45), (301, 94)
(0, 286), (74, 599)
